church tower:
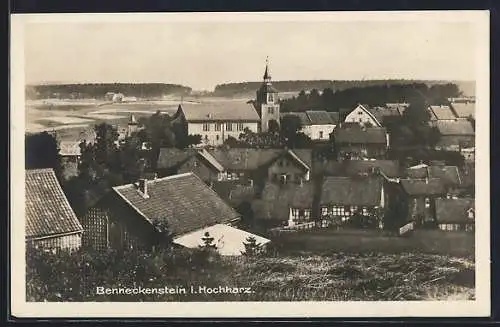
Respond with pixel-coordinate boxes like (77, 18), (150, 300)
(127, 114), (139, 137)
(255, 57), (280, 132)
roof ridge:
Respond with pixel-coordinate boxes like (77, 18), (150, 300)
(25, 168), (55, 174)
(112, 172), (195, 190)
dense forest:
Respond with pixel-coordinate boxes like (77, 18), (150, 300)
(279, 83), (462, 113)
(212, 79), (473, 98)
(25, 83), (192, 100)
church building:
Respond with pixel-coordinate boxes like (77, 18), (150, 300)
(172, 59), (281, 146)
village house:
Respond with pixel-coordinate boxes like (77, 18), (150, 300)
(280, 110), (339, 141)
(449, 99), (475, 120)
(399, 178), (446, 227)
(171, 102), (261, 147)
(81, 172), (268, 255)
(435, 198), (475, 232)
(343, 103), (404, 128)
(156, 147), (312, 187)
(434, 120), (475, 152)
(252, 181), (315, 229)
(333, 125), (390, 160)
(25, 169), (84, 251)
(319, 176), (387, 228)
(427, 104), (458, 122)
(59, 141), (82, 180)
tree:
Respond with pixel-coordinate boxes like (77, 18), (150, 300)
(280, 115), (309, 148)
(242, 236), (261, 256)
(151, 219), (174, 250)
(25, 132), (63, 181)
(268, 119), (280, 134)
(236, 201), (255, 230)
(403, 99), (431, 126)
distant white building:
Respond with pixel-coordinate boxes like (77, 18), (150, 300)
(280, 110), (339, 141)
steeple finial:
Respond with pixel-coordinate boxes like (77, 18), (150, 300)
(263, 56), (271, 81)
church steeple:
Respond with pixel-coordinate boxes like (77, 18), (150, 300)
(263, 56), (271, 82)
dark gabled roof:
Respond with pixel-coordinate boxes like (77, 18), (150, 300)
(365, 106), (401, 124)
(207, 148), (312, 171)
(435, 198), (475, 223)
(334, 126), (387, 144)
(281, 111), (339, 126)
(427, 166), (462, 187)
(344, 160), (400, 178)
(400, 178), (446, 196)
(112, 173), (240, 236)
(428, 105), (457, 120)
(25, 169), (83, 239)
(305, 110), (339, 125)
(280, 112), (310, 125)
(450, 102), (475, 119)
(405, 166), (429, 179)
(436, 120), (475, 136)
(255, 182), (315, 221)
(210, 181), (258, 207)
(156, 148), (197, 170)
(320, 176), (383, 206)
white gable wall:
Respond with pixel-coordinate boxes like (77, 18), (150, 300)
(344, 105), (381, 127)
(302, 124), (336, 140)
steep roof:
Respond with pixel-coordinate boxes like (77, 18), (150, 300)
(210, 181), (258, 207)
(365, 106), (401, 123)
(256, 182), (315, 221)
(305, 110), (339, 125)
(436, 120), (475, 136)
(344, 160), (400, 178)
(25, 169), (83, 239)
(179, 102), (260, 122)
(156, 148), (197, 170)
(450, 102), (475, 119)
(334, 126), (387, 144)
(320, 176), (383, 206)
(59, 141), (82, 156)
(435, 198), (475, 224)
(428, 105), (457, 120)
(427, 165), (462, 187)
(112, 173), (240, 236)
(208, 148), (312, 171)
(281, 111), (339, 126)
(400, 178), (446, 196)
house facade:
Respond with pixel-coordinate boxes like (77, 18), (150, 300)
(171, 102), (260, 147)
(334, 125), (390, 160)
(434, 120), (475, 152)
(25, 169), (84, 251)
(281, 111), (339, 141)
(435, 198), (475, 232)
(399, 178), (446, 227)
(319, 176), (386, 229)
(344, 104), (382, 127)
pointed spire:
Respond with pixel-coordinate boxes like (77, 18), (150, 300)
(263, 56), (271, 81)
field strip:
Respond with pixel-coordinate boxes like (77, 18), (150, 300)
(88, 109), (176, 115)
(37, 116), (96, 124)
(26, 123), (92, 133)
(84, 114), (128, 120)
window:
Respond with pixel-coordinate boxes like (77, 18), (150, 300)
(215, 123), (222, 131)
(321, 207), (328, 216)
(268, 107), (274, 114)
(332, 206), (345, 216)
(424, 197), (430, 208)
(279, 174), (288, 185)
(467, 208), (474, 219)
(237, 123), (244, 131)
(216, 135), (220, 141)
(362, 207), (368, 215)
(193, 160), (198, 168)
(204, 135), (208, 142)
(226, 123), (233, 131)
(203, 123), (210, 131)
(268, 94), (274, 103)
(319, 131), (324, 139)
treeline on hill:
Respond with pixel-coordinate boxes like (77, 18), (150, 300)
(25, 83), (192, 100)
(212, 79), (464, 98)
(280, 83), (462, 113)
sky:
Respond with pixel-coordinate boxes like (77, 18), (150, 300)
(23, 15), (479, 91)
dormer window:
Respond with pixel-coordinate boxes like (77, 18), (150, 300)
(467, 208), (475, 219)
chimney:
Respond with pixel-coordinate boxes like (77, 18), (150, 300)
(138, 178), (149, 198)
